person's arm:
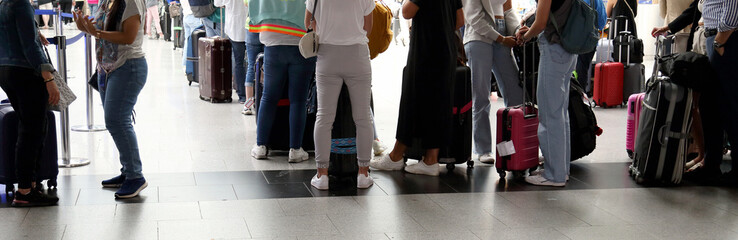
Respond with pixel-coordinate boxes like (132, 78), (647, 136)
(652, 0), (698, 37)
(595, 0), (607, 30)
(93, 15), (142, 45)
(364, 12), (373, 37)
(15, 1), (55, 75)
(714, 0), (738, 55)
(606, 0), (616, 17)
(455, 8), (464, 30)
(402, 0), (419, 19)
(522, 0), (550, 41)
(462, 0), (502, 41)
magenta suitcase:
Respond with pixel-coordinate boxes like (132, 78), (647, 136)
(495, 105), (540, 178)
(626, 93), (645, 159)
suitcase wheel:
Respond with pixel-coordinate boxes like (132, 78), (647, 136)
(497, 169), (507, 178)
(467, 161), (474, 168)
(188, 81), (192, 86)
(199, 95), (206, 101)
(446, 164), (455, 171)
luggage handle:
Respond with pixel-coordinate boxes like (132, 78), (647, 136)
(618, 31), (632, 65)
(521, 41), (536, 111)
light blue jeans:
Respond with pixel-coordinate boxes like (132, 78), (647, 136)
(465, 40), (524, 155)
(182, 14), (202, 74)
(537, 35), (576, 184)
(98, 58), (147, 179)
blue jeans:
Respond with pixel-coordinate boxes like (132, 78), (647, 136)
(98, 58), (147, 179)
(232, 40), (247, 101)
(537, 36), (576, 184)
(88, 4), (98, 17)
(256, 46), (316, 148)
(246, 32), (264, 91)
(465, 40), (524, 155)
(183, 14), (202, 74)
(201, 18), (223, 37)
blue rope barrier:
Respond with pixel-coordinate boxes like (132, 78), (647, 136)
(45, 32), (86, 46)
(34, 9), (74, 18)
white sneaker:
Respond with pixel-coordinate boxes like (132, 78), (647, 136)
(404, 160), (440, 176)
(251, 145), (267, 159)
(241, 105), (254, 115)
(370, 154), (405, 171)
(529, 169), (569, 181)
(288, 148), (309, 163)
(311, 174), (329, 190)
(372, 140), (387, 156)
(525, 175), (565, 187)
(242, 98), (255, 115)
(479, 153), (495, 164)
(357, 173), (374, 189)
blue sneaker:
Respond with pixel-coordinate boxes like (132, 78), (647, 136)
(101, 174), (126, 188)
(114, 178), (148, 199)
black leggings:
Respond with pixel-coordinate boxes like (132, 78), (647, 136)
(0, 67), (49, 189)
(59, 2), (74, 24)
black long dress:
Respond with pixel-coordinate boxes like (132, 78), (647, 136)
(396, 0), (462, 149)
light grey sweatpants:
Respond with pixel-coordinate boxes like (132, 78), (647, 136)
(314, 44), (374, 169)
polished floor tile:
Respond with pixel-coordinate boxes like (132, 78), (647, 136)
(158, 218), (251, 240)
(199, 199), (286, 219)
(244, 214), (340, 238)
(157, 185), (237, 203)
(114, 202), (202, 221)
(472, 227), (571, 240)
(62, 221), (158, 240)
(233, 182), (313, 200)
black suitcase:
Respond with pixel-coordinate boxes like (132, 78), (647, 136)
(404, 65), (473, 170)
(172, 15), (184, 49)
(630, 77), (692, 185)
(159, 1), (172, 41)
(0, 105), (58, 194)
(253, 53), (316, 151)
(612, 28), (644, 64)
(327, 84), (368, 188)
(187, 29), (206, 86)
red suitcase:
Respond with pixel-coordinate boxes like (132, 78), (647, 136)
(198, 37), (233, 103)
(495, 41), (539, 178)
(593, 61), (624, 107)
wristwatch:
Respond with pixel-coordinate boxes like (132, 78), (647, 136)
(714, 41), (726, 49)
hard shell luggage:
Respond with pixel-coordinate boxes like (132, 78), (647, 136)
(622, 63), (645, 102)
(569, 79), (602, 161)
(0, 105), (58, 194)
(327, 84), (367, 188)
(159, 1), (172, 41)
(188, 29), (206, 85)
(253, 53), (316, 151)
(495, 43), (539, 178)
(593, 61), (624, 107)
(198, 37), (232, 103)
(595, 38), (613, 63)
(404, 65), (473, 170)
(626, 93), (645, 159)
(172, 15), (184, 49)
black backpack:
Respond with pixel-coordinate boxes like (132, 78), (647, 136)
(569, 78), (602, 161)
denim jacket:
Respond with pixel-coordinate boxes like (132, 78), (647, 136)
(0, 0), (55, 75)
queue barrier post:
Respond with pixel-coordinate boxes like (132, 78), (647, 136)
(71, 34), (106, 132)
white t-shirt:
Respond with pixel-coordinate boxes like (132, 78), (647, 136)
(306, 0), (375, 46)
(180, 0), (193, 16)
(259, 32), (301, 47)
(214, 0), (248, 41)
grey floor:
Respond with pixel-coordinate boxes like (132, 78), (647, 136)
(1, 28), (736, 240)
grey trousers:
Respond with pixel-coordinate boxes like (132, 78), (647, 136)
(313, 44), (374, 169)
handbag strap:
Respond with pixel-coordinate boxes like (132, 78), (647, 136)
(43, 46), (55, 68)
(308, 0), (319, 30)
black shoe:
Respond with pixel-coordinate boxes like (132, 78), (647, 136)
(11, 190), (59, 207)
(683, 167), (723, 185)
(102, 174), (126, 188)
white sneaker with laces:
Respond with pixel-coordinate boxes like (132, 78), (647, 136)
(529, 169), (569, 181)
(372, 140), (387, 156)
(357, 174), (374, 189)
(404, 160), (440, 176)
(311, 174), (329, 190)
(525, 175), (565, 187)
(288, 148), (309, 163)
(251, 145), (268, 159)
(370, 154), (405, 171)
(242, 98), (255, 115)
(479, 153), (495, 164)
(241, 105), (254, 115)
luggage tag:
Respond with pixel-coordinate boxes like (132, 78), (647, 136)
(496, 141), (516, 157)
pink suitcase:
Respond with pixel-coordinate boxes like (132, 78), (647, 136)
(626, 93), (645, 158)
(495, 105), (540, 178)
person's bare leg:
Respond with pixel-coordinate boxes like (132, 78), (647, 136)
(388, 140), (407, 162)
(424, 148), (439, 165)
(687, 93), (705, 171)
(359, 166), (369, 176)
(317, 168), (328, 178)
(246, 86), (254, 99)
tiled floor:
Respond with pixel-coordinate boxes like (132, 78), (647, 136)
(0, 28), (736, 240)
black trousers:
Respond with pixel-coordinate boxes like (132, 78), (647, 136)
(59, 2), (74, 24)
(576, 50), (596, 95)
(706, 33), (738, 174)
(0, 67), (49, 189)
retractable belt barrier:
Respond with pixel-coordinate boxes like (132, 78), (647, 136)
(35, 7), (105, 168)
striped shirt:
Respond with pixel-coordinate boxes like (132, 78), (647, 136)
(702, 0), (738, 32)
